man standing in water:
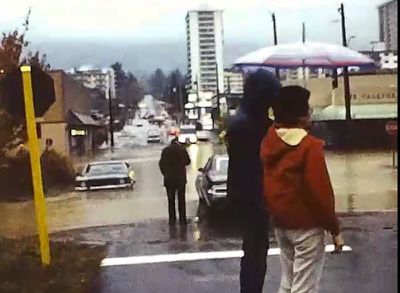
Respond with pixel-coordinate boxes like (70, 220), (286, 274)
(159, 136), (191, 225)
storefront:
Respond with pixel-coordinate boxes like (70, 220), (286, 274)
(68, 111), (103, 156)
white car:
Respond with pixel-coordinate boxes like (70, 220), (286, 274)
(196, 130), (210, 141)
(147, 125), (162, 143)
(178, 125), (198, 144)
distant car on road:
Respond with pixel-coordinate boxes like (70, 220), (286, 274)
(147, 124), (162, 143)
(75, 161), (135, 191)
(195, 154), (228, 207)
(178, 125), (198, 144)
(196, 130), (210, 141)
(195, 122), (210, 141)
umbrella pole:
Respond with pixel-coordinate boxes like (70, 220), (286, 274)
(303, 69), (307, 88)
(302, 59), (307, 88)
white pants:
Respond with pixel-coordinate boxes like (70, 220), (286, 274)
(275, 228), (326, 293)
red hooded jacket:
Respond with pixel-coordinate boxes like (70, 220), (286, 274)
(260, 125), (340, 235)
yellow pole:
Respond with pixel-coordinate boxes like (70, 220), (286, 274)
(20, 65), (51, 266)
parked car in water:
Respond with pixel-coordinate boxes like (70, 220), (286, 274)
(178, 124), (198, 144)
(195, 154), (228, 207)
(75, 161), (135, 191)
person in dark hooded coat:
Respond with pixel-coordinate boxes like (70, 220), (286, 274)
(226, 69), (281, 293)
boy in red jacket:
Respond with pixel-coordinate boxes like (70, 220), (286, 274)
(260, 85), (344, 293)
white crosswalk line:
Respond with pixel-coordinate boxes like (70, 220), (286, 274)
(101, 245), (352, 267)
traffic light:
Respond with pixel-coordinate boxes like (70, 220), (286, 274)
(0, 66), (55, 118)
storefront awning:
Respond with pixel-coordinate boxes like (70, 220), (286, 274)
(68, 111), (102, 126)
(313, 103), (397, 121)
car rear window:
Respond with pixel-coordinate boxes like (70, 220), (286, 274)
(214, 158), (229, 174)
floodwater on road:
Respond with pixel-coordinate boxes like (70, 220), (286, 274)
(0, 143), (397, 237)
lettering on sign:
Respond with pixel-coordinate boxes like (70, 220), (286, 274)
(351, 92), (396, 101)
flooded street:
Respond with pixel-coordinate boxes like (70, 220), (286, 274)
(0, 141), (397, 237)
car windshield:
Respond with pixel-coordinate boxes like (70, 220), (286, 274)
(214, 158), (229, 174)
(86, 163), (127, 176)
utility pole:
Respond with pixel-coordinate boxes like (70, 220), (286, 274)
(302, 22), (307, 87)
(108, 88), (115, 148)
(195, 75), (200, 120)
(227, 76), (231, 94)
(339, 2), (352, 121)
(215, 62), (221, 119)
(271, 13), (280, 79)
(177, 80), (184, 121)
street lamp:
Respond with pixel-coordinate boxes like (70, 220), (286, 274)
(331, 20), (356, 46)
(347, 35), (356, 46)
(370, 41), (381, 52)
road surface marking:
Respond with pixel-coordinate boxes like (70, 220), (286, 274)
(101, 245), (352, 267)
(126, 157), (160, 164)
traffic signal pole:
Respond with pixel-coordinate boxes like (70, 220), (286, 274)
(21, 65), (51, 266)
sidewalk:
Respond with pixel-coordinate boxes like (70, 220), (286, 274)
(53, 211), (397, 293)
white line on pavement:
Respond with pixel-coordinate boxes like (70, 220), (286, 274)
(100, 245), (352, 267)
(126, 157), (160, 164)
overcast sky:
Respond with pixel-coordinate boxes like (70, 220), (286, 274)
(0, 0), (387, 50)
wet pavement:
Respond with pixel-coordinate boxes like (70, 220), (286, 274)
(0, 140), (397, 237)
(1, 135), (397, 292)
(52, 211), (397, 293)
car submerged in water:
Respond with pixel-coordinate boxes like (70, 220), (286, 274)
(75, 161), (135, 191)
(195, 154), (228, 207)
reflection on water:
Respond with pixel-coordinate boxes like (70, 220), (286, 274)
(0, 147), (397, 238)
(326, 150), (398, 213)
(346, 193), (355, 213)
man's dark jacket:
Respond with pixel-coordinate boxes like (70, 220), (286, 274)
(226, 70), (281, 218)
(159, 140), (191, 187)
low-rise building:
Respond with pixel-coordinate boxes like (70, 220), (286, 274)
(67, 67), (116, 99)
(39, 70), (103, 156)
(224, 69), (244, 94)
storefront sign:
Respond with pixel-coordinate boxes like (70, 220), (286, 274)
(71, 129), (87, 136)
(351, 92), (396, 103)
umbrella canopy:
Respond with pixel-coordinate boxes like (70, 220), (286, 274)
(234, 41), (376, 69)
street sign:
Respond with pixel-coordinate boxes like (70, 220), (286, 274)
(386, 120), (397, 135)
(0, 66), (55, 118)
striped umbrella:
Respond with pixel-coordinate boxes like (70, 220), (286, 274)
(234, 41), (376, 69)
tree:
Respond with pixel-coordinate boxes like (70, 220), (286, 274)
(163, 69), (188, 112)
(110, 62), (126, 98)
(123, 72), (143, 106)
(149, 68), (167, 99)
(110, 62), (144, 107)
(0, 9), (50, 158)
(0, 9), (49, 74)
